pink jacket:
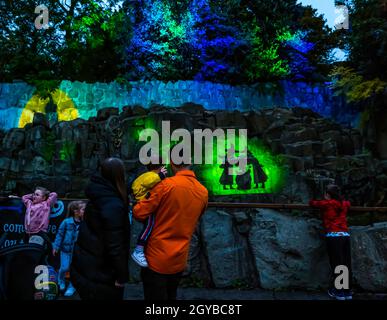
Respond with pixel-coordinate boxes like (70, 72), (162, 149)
(22, 193), (57, 234)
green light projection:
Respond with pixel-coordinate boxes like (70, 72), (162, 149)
(135, 121), (286, 195)
(198, 136), (286, 195)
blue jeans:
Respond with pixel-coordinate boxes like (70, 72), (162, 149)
(59, 252), (74, 290)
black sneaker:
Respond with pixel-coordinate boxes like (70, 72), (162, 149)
(328, 289), (346, 301)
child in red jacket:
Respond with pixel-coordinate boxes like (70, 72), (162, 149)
(309, 184), (352, 301)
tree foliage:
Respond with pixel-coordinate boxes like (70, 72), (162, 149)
(0, 0), (128, 82)
(331, 0), (387, 103)
(0, 0), (337, 83)
(331, 66), (386, 103)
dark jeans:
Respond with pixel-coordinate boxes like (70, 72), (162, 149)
(326, 236), (352, 293)
(141, 267), (182, 301)
(72, 277), (124, 300)
(77, 284), (124, 301)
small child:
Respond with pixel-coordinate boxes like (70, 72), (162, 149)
(53, 200), (86, 296)
(22, 187), (57, 242)
(130, 162), (167, 267)
(309, 184), (352, 301)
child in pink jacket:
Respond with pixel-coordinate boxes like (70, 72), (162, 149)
(22, 187), (57, 238)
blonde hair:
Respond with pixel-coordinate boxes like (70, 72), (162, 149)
(67, 201), (86, 218)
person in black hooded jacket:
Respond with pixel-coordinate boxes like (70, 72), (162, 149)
(71, 158), (130, 300)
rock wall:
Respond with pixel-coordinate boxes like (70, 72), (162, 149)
(126, 205), (387, 292)
(134, 209), (386, 292)
(0, 80), (353, 130)
(1, 105), (386, 206)
(1, 104), (386, 291)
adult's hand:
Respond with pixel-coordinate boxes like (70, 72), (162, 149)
(52, 249), (58, 256)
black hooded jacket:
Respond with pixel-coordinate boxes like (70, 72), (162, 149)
(71, 174), (130, 287)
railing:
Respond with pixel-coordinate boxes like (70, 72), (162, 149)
(2, 197), (387, 213)
(207, 202), (387, 213)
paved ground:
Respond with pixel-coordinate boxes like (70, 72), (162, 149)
(59, 283), (387, 300)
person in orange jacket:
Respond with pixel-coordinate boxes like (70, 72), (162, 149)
(133, 160), (208, 301)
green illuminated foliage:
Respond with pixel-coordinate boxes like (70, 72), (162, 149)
(59, 140), (77, 162)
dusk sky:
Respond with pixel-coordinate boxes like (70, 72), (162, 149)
(298, 0), (348, 60)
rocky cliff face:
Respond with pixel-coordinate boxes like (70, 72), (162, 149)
(177, 210), (387, 291)
(1, 104), (386, 206)
(1, 104), (387, 291)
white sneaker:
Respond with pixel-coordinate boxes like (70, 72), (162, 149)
(64, 285), (76, 297)
(131, 249), (148, 267)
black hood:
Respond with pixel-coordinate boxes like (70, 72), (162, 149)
(85, 173), (120, 203)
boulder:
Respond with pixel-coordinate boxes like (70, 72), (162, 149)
(319, 130), (342, 142)
(281, 128), (318, 144)
(215, 111), (247, 128)
(351, 223), (387, 292)
(350, 131), (363, 154)
(322, 139), (337, 156)
(313, 119), (341, 132)
(31, 156), (51, 175)
(148, 110), (195, 132)
(231, 211), (252, 235)
(244, 111), (269, 136)
(53, 160), (72, 175)
(263, 120), (286, 140)
(72, 122), (89, 143)
(379, 160), (387, 175)
(282, 172), (314, 203)
(132, 105), (148, 116)
(184, 224), (212, 287)
(119, 106), (133, 120)
(291, 107), (320, 119)
(179, 102), (205, 115)
(201, 209), (258, 288)
(249, 209), (330, 290)
(3, 128), (25, 155)
(55, 121), (74, 141)
(283, 155), (305, 172)
(337, 134), (355, 156)
(32, 112), (49, 127)
(120, 117), (146, 159)
(284, 141), (322, 157)
(149, 103), (171, 113)
(271, 108), (294, 122)
(96, 107), (119, 121)
(0, 157), (11, 171)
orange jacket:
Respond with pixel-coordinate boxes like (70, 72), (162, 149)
(133, 170), (208, 274)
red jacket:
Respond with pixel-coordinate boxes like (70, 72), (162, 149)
(309, 199), (351, 233)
